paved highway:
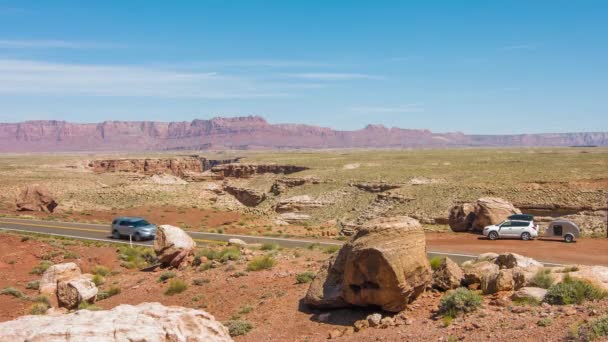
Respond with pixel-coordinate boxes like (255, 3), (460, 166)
(0, 217), (550, 265)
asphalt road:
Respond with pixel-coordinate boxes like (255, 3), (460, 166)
(0, 217), (510, 265)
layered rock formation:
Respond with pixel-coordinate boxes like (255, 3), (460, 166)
(223, 184), (266, 207)
(304, 216), (431, 312)
(211, 163), (309, 178)
(15, 185), (58, 213)
(0, 302), (232, 342)
(39, 262), (82, 295)
(350, 182), (401, 193)
(89, 157), (203, 177)
(2, 116), (606, 152)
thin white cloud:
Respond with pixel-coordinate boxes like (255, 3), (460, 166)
(350, 104), (424, 113)
(0, 59), (287, 98)
(0, 39), (123, 49)
(286, 72), (383, 81)
(499, 43), (539, 51)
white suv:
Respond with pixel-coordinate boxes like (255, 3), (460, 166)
(483, 219), (538, 241)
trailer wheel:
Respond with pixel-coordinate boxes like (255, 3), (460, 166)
(564, 234), (574, 243)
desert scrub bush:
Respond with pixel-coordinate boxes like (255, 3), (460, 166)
(512, 297), (541, 306)
(260, 242), (279, 251)
(30, 260), (53, 275)
(158, 271), (176, 282)
(92, 274), (105, 286)
(323, 245), (340, 254)
(117, 246), (156, 269)
(91, 265), (110, 276)
(0, 287), (26, 299)
(307, 243), (320, 250)
(63, 251), (79, 259)
(192, 278), (209, 286)
(529, 269), (555, 289)
(429, 256), (444, 271)
(26, 280), (40, 290)
(225, 320), (253, 337)
(573, 315), (608, 341)
(97, 285), (121, 300)
(246, 255), (276, 271)
(78, 302), (102, 311)
(29, 302), (50, 315)
(296, 271), (316, 284)
(544, 275), (607, 305)
(537, 318), (552, 327)
(438, 288), (483, 318)
(559, 265), (580, 273)
(165, 279), (188, 295)
(238, 305), (254, 314)
(197, 247), (241, 263)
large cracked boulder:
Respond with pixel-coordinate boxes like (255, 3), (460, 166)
(39, 262), (82, 295)
(495, 253), (543, 269)
(15, 185), (58, 213)
(0, 302), (232, 342)
(154, 225), (196, 269)
(304, 216), (431, 312)
(448, 197), (521, 232)
(57, 275), (98, 309)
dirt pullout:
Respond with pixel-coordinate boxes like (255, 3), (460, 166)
(425, 232), (608, 266)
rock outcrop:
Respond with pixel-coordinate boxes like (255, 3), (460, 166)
(89, 157), (203, 177)
(495, 253), (543, 269)
(279, 212), (311, 223)
(275, 195), (327, 213)
(0, 302), (232, 342)
(211, 163), (309, 178)
(449, 197), (521, 232)
(39, 262), (82, 295)
(350, 182), (401, 193)
(15, 185), (58, 213)
(57, 275), (98, 309)
(223, 184), (266, 207)
(154, 225), (196, 268)
(511, 287), (547, 302)
(432, 257), (464, 290)
(305, 216), (432, 312)
(270, 177), (320, 195)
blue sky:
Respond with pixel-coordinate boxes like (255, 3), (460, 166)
(0, 1), (606, 134)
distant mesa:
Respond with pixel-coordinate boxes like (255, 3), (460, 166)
(1, 115), (607, 152)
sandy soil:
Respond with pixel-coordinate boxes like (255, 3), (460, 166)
(1, 233), (608, 341)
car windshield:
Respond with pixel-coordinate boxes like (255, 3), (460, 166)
(130, 220), (151, 227)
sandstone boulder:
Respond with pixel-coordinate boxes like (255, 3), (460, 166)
(275, 195), (327, 212)
(154, 225), (196, 268)
(279, 212), (311, 223)
(228, 238), (247, 248)
(39, 262), (82, 295)
(568, 266), (608, 291)
(495, 253), (543, 269)
(448, 197), (521, 232)
(57, 275), (98, 309)
(511, 287), (547, 302)
(433, 257), (464, 290)
(462, 261), (499, 287)
(481, 269), (514, 294)
(0, 302), (232, 342)
(304, 216), (431, 312)
(15, 185), (58, 213)
(472, 197), (521, 231)
(223, 184), (266, 207)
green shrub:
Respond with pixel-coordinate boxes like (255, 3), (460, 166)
(193, 278), (209, 286)
(197, 247), (241, 263)
(537, 318), (552, 327)
(559, 265), (580, 273)
(573, 315), (608, 341)
(158, 271), (176, 282)
(246, 255), (276, 271)
(438, 287), (483, 318)
(165, 279), (188, 295)
(512, 297), (541, 306)
(29, 302), (50, 315)
(238, 305), (254, 314)
(91, 265), (110, 276)
(117, 246), (156, 269)
(544, 275), (607, 305)
(529, 269), (555, 289)
(225, 320), (253, 337)
(63, 251), (79, 259)
(429, 256), (444, 271)
(296, 271), (316, 284)
(307, 243), (320, 250)
(26, 280), (40, 290)
(323, 245), (340, 254)
(31, 261), (53, 275)
(31, 295), (51, 306)
(260, 242), (279, 251)
(97, 286), (121, 300)
(0, 287), (25, 299)
(92, 274), (105, 286)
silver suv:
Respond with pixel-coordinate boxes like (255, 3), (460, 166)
(483, 219), (539, 241)
(111, 217), (156, 241)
